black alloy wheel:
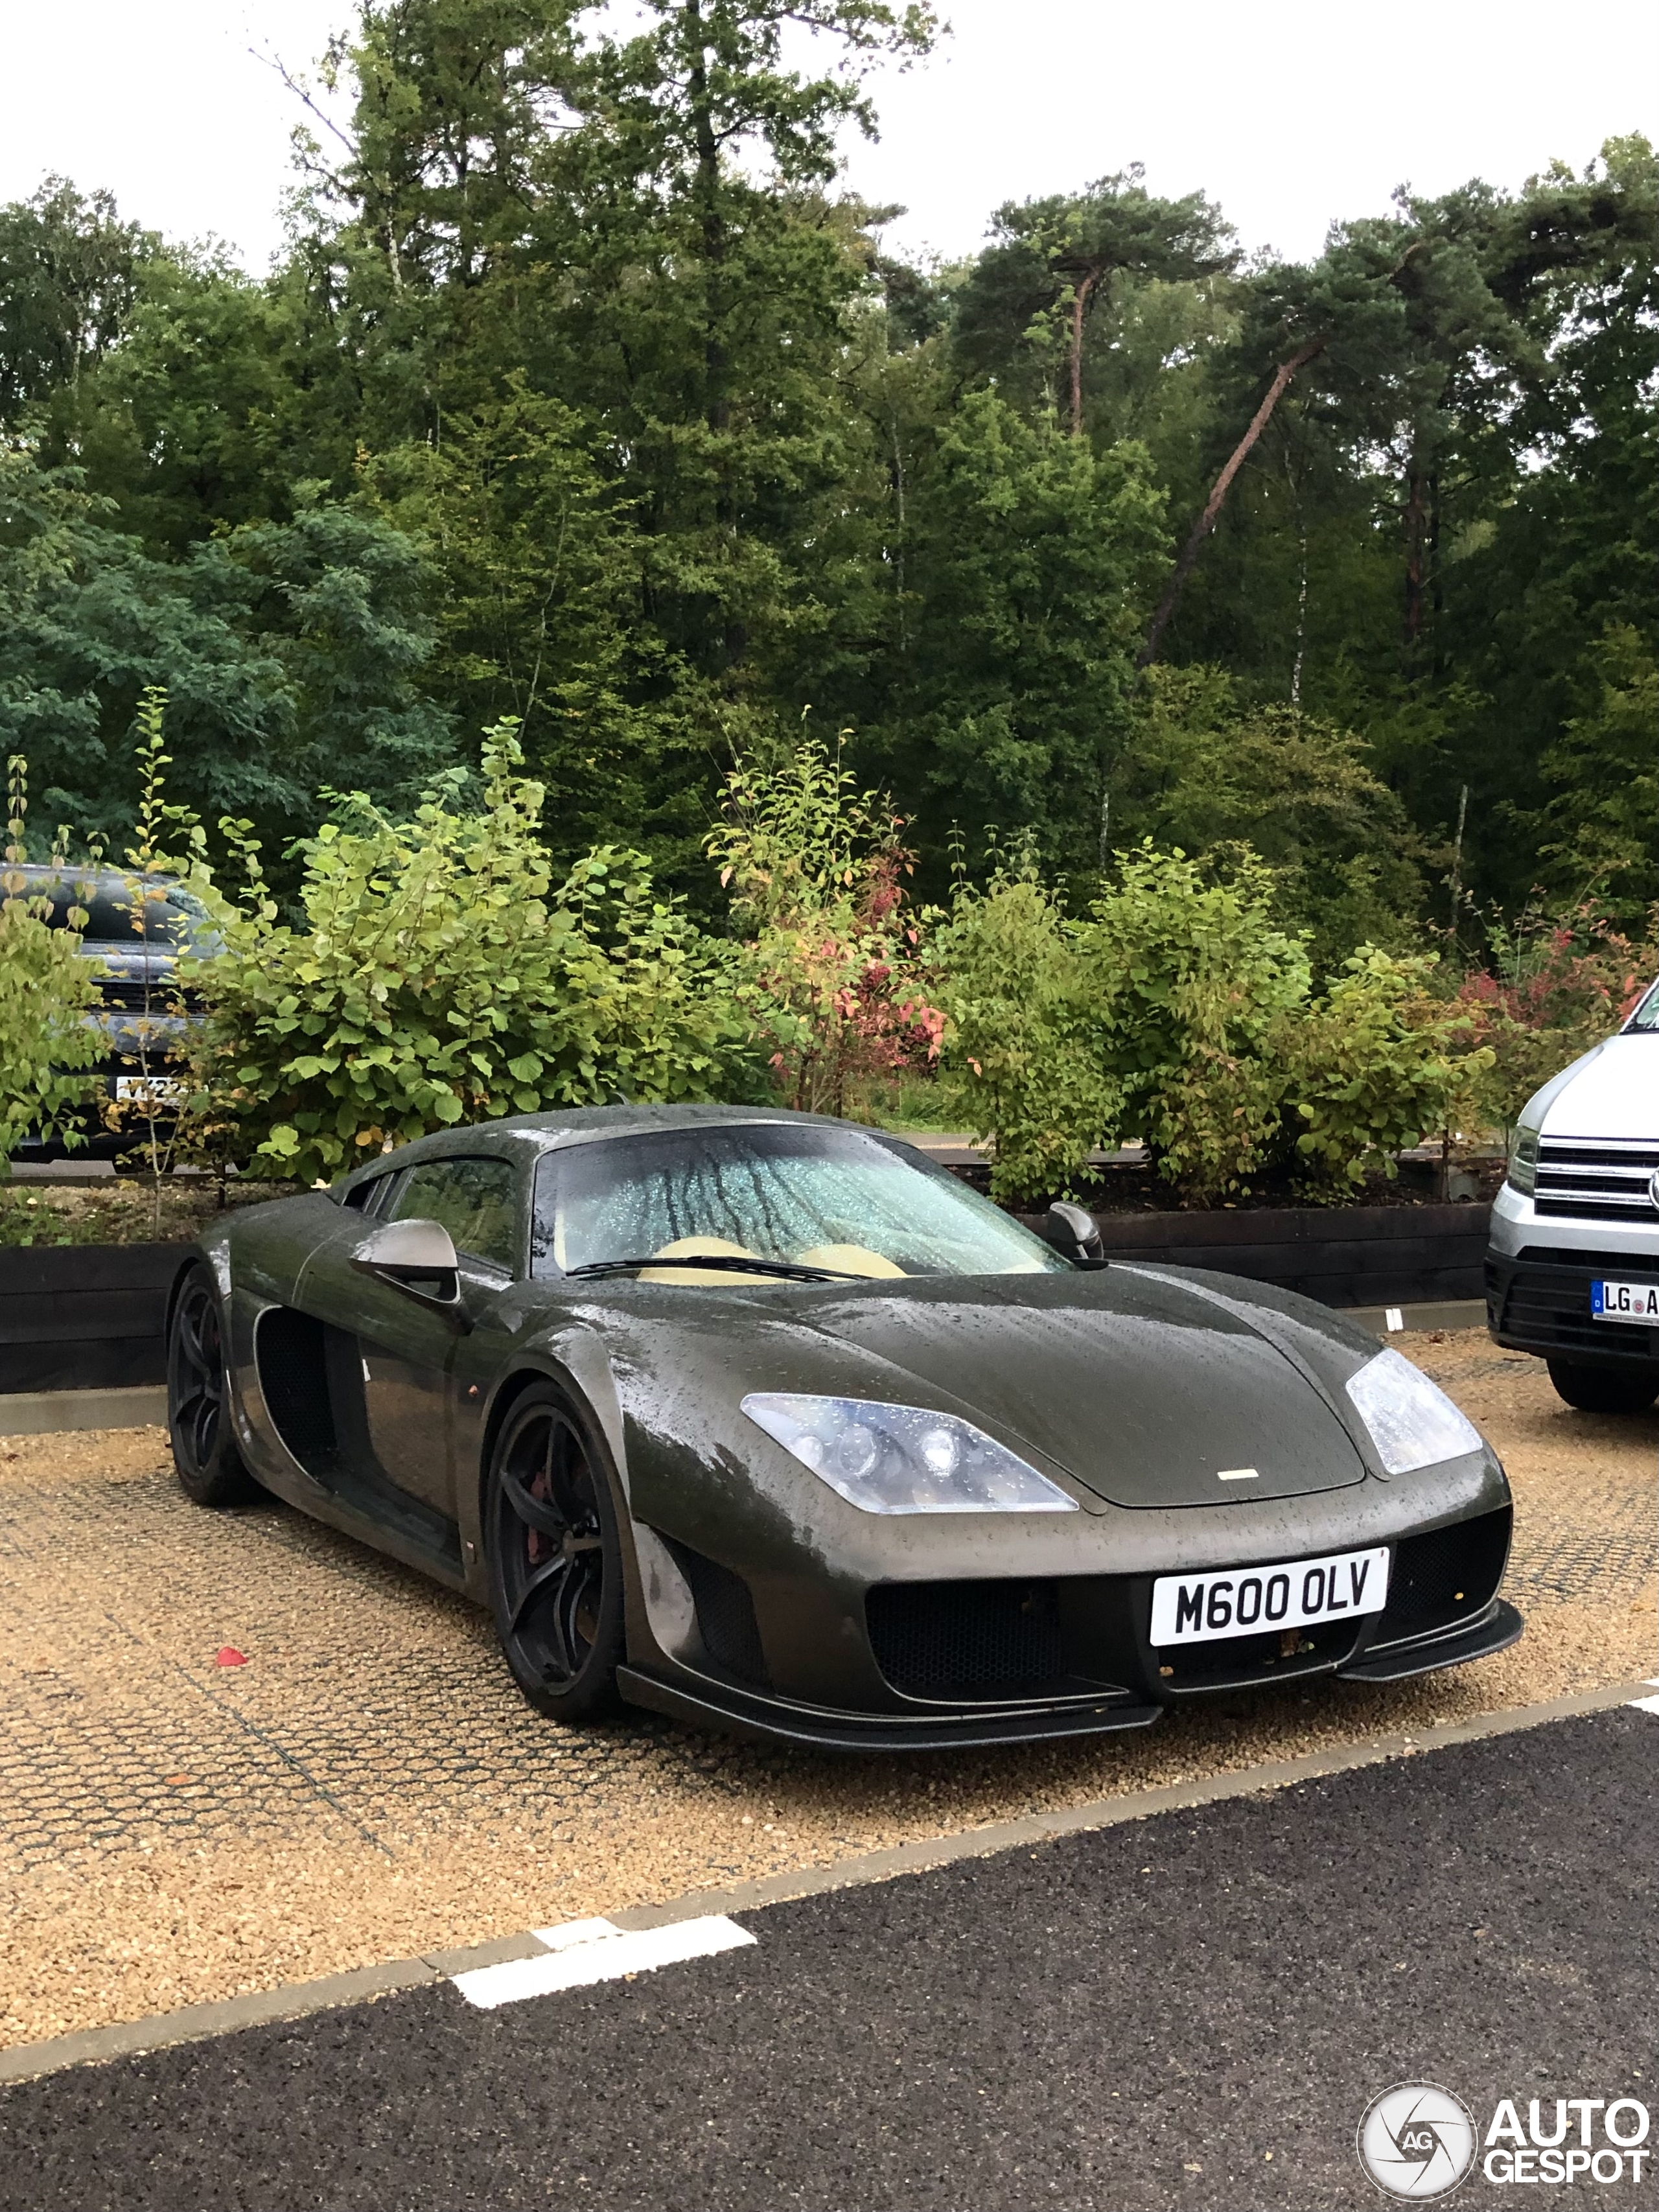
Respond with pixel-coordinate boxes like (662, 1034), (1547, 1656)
(168, 1265), (258, 1506)
(486, 1385), (625, 1722)
(1546, 1358), (1659, 1415)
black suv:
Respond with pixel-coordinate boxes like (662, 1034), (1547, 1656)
(8, 865), (220, 1165)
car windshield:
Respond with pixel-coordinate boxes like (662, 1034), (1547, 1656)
(1625, 979), (1659, 1033)
(531, 1123), (1069, 1281)
(14, 872), (216, 949)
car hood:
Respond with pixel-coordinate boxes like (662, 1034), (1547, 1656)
(1533, 1034), (1658, 1142)
(644, 1269), (1371, 1510)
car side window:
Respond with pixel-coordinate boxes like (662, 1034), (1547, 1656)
(342, 1173), (391, 1214)
(386, 1158), (520, 1274)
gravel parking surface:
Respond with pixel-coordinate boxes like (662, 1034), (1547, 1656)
(1, 1333), (1653, 2050)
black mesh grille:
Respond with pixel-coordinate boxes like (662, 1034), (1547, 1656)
(866, 1580), (1067, 1701)
(666, 1541), (771, 1689)
(1491, 1250), (1659, 1360)
(1375, 1511), (1511, 1644)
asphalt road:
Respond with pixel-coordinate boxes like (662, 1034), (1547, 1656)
(2, 1708), (1653, 2212)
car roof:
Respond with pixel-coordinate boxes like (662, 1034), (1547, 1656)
(334, 1104), (892, 1190)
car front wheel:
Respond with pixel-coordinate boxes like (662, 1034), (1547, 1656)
(485, 1384), (625, 1723)
(168, 1264), (259, 1505)
(1546, 1358), (1659, 1414)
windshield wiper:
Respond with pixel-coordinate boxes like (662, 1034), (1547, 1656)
(565, 1254), (868, 1284)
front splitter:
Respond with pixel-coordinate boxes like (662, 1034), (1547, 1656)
(615, 1666), (1162, 1752)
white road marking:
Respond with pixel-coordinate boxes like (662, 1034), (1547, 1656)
(1384, 1307), (1405, 1333)
(1629, 1682), (1659, 1716)
(452, 1915), (756, 2010)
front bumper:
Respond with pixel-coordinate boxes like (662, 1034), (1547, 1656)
(620, 1508), (1522, 1751)
(1487, 1242), (1659, 1371)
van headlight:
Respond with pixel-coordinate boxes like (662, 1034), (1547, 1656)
(741, 1394), (1078, 1515)
(1506, 1124), (1540, 1198)
(1345, 1349), (1483, 1474)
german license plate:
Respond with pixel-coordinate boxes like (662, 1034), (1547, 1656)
(1151, 1544), (1391, 1646)
(115, 1075), (184, 1105)
(1591, 1279), (1659, 1325)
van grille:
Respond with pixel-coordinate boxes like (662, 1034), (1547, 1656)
(1534, 1137), (1659, 1222)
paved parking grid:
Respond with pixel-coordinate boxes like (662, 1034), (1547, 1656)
(1, 1703), (1653, 2211)
(0, 1334), (1653, 2056)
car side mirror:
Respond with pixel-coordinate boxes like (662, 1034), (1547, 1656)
(351, 1218), (471, 1329)
(1043, 1201), (1107, 1266)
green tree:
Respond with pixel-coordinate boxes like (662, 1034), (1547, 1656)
(952, 169), (1235, 437)
(876, 388), (1167, 873)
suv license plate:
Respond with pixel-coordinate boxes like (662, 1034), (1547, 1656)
(1151, 1544), (1390, 1646)
(115, 1075), (185, 1106)
(1591, 1279), (1659, 1324)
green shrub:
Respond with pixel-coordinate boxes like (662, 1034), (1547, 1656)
(933, 870), (1119, 1204)
(0, 762), (101, 1168)
(707, 736), (944, 1117)
(1085, 844), (1310, 1199)
(185, 725), (752, 1184)
(936, 839), (1496, 1204)
(1278, 949), (1492, 1188)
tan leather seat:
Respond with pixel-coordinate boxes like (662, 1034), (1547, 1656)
(636, 1236), (786, 1286)
(793, 1243), (907, 1279)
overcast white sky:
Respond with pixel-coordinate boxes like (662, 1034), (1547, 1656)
(2, 0), (1653, 270)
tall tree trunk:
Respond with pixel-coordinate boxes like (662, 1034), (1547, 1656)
(684, 0), (742, 667)
(1402, 453), (1428, 645)
(1137, 336), (1327, 670)
(1068, 266), (1100, 438)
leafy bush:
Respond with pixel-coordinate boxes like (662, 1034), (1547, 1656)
(185, 725), (752, 1183)
(1279, 949), (1492, 1187)
(708, 736), (944, 1118)
(932, 868), (1119, 1203)
(936, 839), (1495, 1203)
(1087, 843), (1312, 1198)
(0, 760), (100, 1167)
(1453, 897), (1656, 1131)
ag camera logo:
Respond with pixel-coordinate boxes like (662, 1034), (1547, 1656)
(1358, 2083), (1479, 2199)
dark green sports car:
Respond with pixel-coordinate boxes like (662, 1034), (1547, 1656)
(168, 1106), (1522, 1749)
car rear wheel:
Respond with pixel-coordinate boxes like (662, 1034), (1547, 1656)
(485, 1384), (625, 1723)
(168, 1265), (259, 1505)
(1546, 1358), (1659, 1414)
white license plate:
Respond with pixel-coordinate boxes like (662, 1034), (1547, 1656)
(1591, 1279), (1659, 1325)
(115, 1075), (184, 1105)
(1151, 1544), (1391, 1646)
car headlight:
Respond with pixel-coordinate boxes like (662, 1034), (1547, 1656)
(1345, 1349), (1483, 1474)
(741, 1394), (1079, 1515)
(1507, 1123), (1539, 1198)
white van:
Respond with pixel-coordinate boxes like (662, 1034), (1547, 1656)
(1486, 977), (1659, 1412)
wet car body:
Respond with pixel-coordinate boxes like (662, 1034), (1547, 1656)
(183, 1106), (1522, 1750)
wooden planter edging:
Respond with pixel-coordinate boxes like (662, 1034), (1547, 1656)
(0, 1204), (1493, 1397)
(1016, 1201), (1493, 1310)
(0, 1244), (187, 1396)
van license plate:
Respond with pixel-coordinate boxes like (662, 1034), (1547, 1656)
(1151, 1544), (1390, 1646)
(1591, 1279), (1659, 1324)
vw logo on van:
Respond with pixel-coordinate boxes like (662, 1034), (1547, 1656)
(1650, 1165), (1659, 1211)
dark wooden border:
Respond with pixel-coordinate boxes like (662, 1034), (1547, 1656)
(0, 1244), (187, 1395)
(0, 1204), (1493, 1395)
(1015, 1202), (1492, 1308)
